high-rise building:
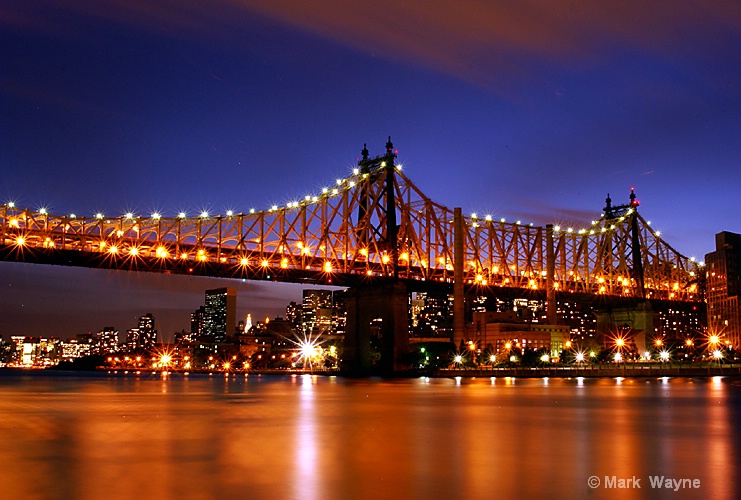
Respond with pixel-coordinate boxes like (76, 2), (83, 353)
(127, 313), (158, 351)
(285, 301), (301, 330)
(302, 289), (333, 333)
(706, 231), (741, 347)
(95, 327), (119, 354)
(204, 288), (237, 343)
(332, 290), (347, 335)
(191, 306), (207, 337)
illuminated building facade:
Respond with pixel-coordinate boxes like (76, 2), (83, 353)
(409, 291), (454, 338)
(302, 289), (333, 333)
(126, 313), (158, 351)
(95, 327), (119, 354)
(706, 231), (741, 347)
(10, 336), (61, 367)
(472, 311), (570, 357)
(204, 287), (236, 343)
(60, 336), (93, 360)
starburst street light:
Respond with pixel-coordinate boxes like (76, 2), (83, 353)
(287, 331), (326, 370)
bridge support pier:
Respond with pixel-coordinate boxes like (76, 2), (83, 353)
(595, 301), (653, 353)
(342, 282), (409, 374)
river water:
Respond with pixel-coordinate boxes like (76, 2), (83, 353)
(0, 371), (739, 500)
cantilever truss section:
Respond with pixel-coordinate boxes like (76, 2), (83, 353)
(0, 162), (701, 301)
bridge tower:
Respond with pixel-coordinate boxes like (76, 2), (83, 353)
(597, 188), (651, 351)
(343, 138), (407, 374)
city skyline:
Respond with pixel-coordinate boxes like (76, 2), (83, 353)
(2, 2), (740, 338)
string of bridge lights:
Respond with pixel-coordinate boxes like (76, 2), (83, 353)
(2, 165), (701, 265)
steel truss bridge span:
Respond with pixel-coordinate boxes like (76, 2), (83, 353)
(0, 141), (701, 302)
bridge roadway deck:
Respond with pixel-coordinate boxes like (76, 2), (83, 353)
(1, 243), (703, 313)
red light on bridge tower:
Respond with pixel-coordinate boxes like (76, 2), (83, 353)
(630, 187), (639, 207)
(602, 187), (645, 299)
(603, 188), (640, 219)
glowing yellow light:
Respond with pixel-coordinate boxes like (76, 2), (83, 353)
(323, 261), (333, 273)
(281, 258), (288, 269)
(615, 338), (625, 347)
(15, 236), (26, 246)
(261, 259), (269, 267)
(475, 274), (483, 283)
(382, 254), (390, 264)
(504, 342), (512, 350)
(685, 339), (693, 346)
(565, 341), (572, 348)
(366, 270), (373, 276)
(129, 247), (139, 256)
(359, 248), (368, 257)
(709, 335), (720, 345)
(156, 246), (169, 258)
(240, 257), (249, 266)
(98, 241), (106, 250)
(109, 245), (118, 254)
(180, 253), (188, 260)
(654, 339), (663, 347)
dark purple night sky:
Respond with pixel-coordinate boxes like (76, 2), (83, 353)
(2, 1), (740, 340)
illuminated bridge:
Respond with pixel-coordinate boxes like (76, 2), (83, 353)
(1, 138), (703, 371)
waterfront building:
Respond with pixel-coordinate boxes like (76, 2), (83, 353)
(285, 301), (301, 330)
(60, 336), (93, 361)
(706, 231), (741, 347)
(126, 313), (158, 352)
(409, 291), (455, 338)
(471, 311), (570, 358)
(332, 290), (347, 335)
(95, 327), (119, 354)
(191, 306), (207, 338)
(10, 336), (61, 367)
(302, 289), (333, 333)
(204, 288), (236, 343)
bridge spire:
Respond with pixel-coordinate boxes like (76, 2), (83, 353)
(603, 188), (638, 220)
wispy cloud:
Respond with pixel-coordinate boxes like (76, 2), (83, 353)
(4, 1), (739, 93)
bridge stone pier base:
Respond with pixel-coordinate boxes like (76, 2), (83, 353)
(595, 301), (654, 353)
(343, 282), (409, 374)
